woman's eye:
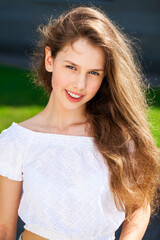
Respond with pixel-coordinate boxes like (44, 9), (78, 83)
(66, 65), (76, 70)
(65, 66), (99, 76)
(90, 71), (99, 76)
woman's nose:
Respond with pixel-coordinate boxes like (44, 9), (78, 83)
(72, 73), (86, 90)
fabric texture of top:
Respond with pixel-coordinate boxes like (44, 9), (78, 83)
(0, 122), (133, 240)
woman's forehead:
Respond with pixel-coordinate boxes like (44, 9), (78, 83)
(57, 38), (105, 68)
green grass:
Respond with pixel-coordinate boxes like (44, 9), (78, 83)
(145, 87), (160, 147)
(0, 64), (160, 147)
(147, 107), (160, 147)
(0, 105), (43, 130)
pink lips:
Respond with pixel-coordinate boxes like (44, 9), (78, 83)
(65, 89), (85, 102)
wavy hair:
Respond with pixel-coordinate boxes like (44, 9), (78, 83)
(30, 6), (160, 219)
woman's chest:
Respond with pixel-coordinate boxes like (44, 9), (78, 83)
(19, 143), (125, 236)
(22, 144), (109, 200)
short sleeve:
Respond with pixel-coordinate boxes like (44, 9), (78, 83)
(0, 128), (23, 181)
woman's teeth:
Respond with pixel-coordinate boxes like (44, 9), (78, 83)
(67, 90), (81, 98)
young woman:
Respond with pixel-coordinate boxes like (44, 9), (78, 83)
(0, 6), (159, 240)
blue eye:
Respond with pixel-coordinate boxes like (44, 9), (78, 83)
(66, 65), (76, 70)
(90, 71), (99, 76)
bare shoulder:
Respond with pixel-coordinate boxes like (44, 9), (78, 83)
(18, 114), (42, 132)
(18, 119), (34, 128)
(17, 113), (92, 137)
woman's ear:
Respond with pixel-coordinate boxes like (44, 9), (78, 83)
(45, 46), (54, 72)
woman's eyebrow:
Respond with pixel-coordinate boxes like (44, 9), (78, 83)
(63, 60), (104, 71)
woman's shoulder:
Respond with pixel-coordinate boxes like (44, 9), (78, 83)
(0, 120), (32, 144)
(0, 122), (30, 181)
(0, 114), (46, 141)
(0, 120), (94, 148)
(16, 114), (42, 131)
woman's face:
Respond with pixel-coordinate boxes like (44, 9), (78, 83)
(45, 38), (105, 112)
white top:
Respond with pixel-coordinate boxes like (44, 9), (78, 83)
(0, 122), (128, 240)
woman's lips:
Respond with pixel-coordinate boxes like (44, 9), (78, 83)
(65, 89), (85, 102)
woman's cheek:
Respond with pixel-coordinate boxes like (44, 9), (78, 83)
(51, 72), (68, 89)
(89, 82), (102, 96)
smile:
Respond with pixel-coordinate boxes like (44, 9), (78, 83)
(65, 89), (85, 102)
(66, 90), (82, 98)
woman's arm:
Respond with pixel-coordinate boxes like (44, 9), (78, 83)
(119, 203), (151, 240)
(0, 175), (22, 240)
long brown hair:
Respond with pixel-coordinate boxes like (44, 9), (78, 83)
(30, 6), (160, 219)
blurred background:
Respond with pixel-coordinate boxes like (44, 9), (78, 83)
(0, 0), (159, 239)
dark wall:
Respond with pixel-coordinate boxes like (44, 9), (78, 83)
(0, 0), (160, 72)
